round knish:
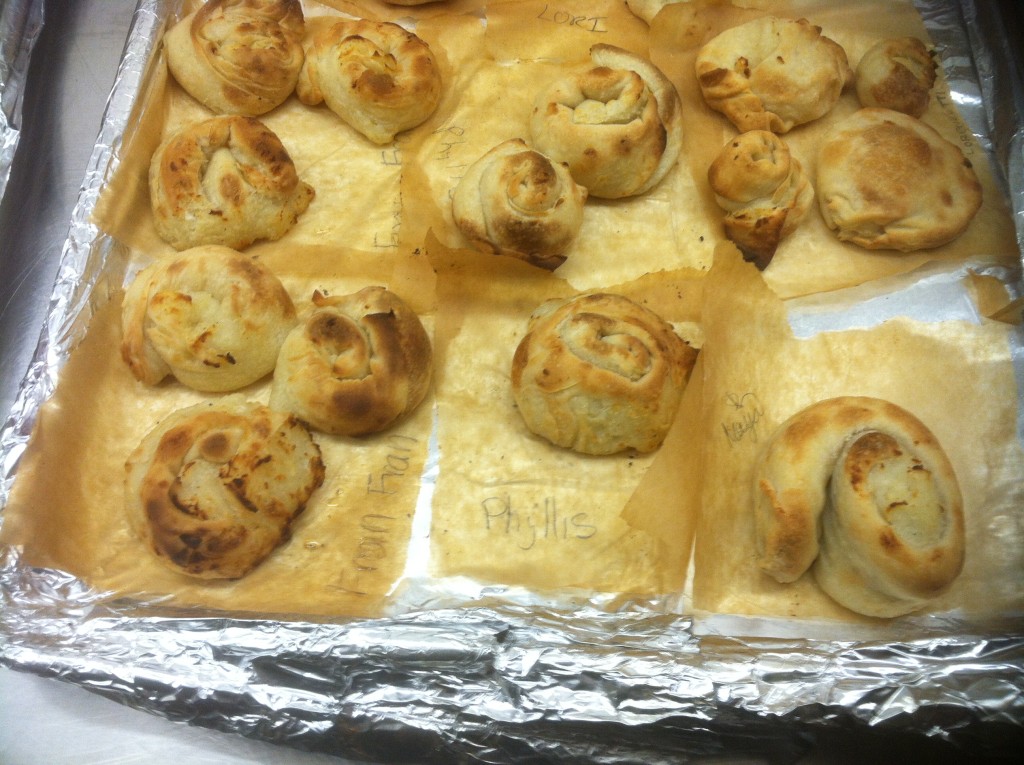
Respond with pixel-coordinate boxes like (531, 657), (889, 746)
(270, 287), (433, 436)
(164, 0), (306, 116)
(511, 293), (697, 455)
(817, 108), (982, 251)
(124, 397), (325, 579)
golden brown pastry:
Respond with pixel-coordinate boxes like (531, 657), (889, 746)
(120, 245), (297, 392)
(125, 397), (325, 579)
(529, 44), (683, 199)
(149, 115), (314, 251)
(296, 19), (442, 145)
(707, 130), (813, 269)
(856, 37), (936, 118)
(753, 396), (965, 618)
(817, 108), (982, 251)
(695, 16), (853, 133)
(164, 0), (305, 116)
(511, 293), (697, 455)
(270, 287), (433, 436)
(451, 138), (588, 270)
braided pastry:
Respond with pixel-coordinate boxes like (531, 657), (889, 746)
(164, 0), (305, 116)
(753, 396), (965, 617)
(270, 287), (433, 436)
(530, 44), (683, 199)
(451, 138), (588, 271)
(695, 16), (853, 133)
(120, 245), (297, 392)
(707, 130), (814, 269)
(149, 115), (314, 251)
(511, 293), (697, 455)
(296, 19), (442, 145)
(125, 397), (325, 579)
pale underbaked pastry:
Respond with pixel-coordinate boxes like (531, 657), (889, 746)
(695, 16), (853, 133)
(530, 44), (683, 199)
(164, 0), (305, 116)
(511, 293), (698, 455)
(125, 397), (325, 579)
(451, 138), (588, 271)
(624, 0), (680, 24)
(149, 115), (315, 251)
(270, 287), (433, 436)
(707, 130), (814, 269)
(753, 396), (965, 618)
(120, 245), (297, 392)
(297, 19), (442, 145)
(817, 108), (982, 251)
(856, 37), (937, 118)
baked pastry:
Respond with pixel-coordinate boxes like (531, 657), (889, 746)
(817, 108), (982, 251)
(624, 0), (680, 24)
(856, 37), (937, 118)
(164, 0), (305, 116)
(753, 396), (965, 618)
(530, 44), (683, 199)
(125, 397), (325, 579)
(695, 16), (853, 133)
(707, 130), (814, 269)
(270, 287), (433, 436)
(296, 19), (442, 145)
(451, 138), (588, 270)
(511, 293), (697, 455)
(149, 115), (315, 251)
(120, 245), (297, 392)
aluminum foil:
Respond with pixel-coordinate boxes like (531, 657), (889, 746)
(0, 0), (45, 204)
(2, 1), (1023, 761)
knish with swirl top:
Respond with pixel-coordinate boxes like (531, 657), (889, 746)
(124, 396), (326, 579)
(753, 396), (965, 618)
(530, 44), (683, 200)
(511, 292), (698, 456)
(270, 286), (433, 437)
(164, 0), (306, 116)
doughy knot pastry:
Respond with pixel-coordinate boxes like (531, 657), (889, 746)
(530, 44), (683, 199)
(125, 397), (325, 579)
(120, 245), (297, 392)
(451, 138), (588, 270)
(695, 16), (853, 133)
(856, 37), (937, 118)
(164, 0), (305, 116)
(817, 108), (982, 251)
(753, 397), (965, 618)
(707, 130), (814, 269)
(297, 19), (442, 145)
(149, 115), (315, 251)
(511, 293), (697, 455)
(270, 287), (433, 436)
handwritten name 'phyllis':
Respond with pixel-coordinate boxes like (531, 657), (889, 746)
(482, 494), (597, 550)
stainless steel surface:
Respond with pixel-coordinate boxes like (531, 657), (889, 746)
(0, 0), (133, 424)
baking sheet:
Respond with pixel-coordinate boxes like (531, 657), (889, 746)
(0, 0), (43, 203)
(1, 0), (1023, 761)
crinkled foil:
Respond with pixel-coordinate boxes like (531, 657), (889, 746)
(1, 1), (1023, 762)
(0, 0), (44, 203)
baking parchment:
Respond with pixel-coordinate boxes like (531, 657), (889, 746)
(2, 0), (1023, 761)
